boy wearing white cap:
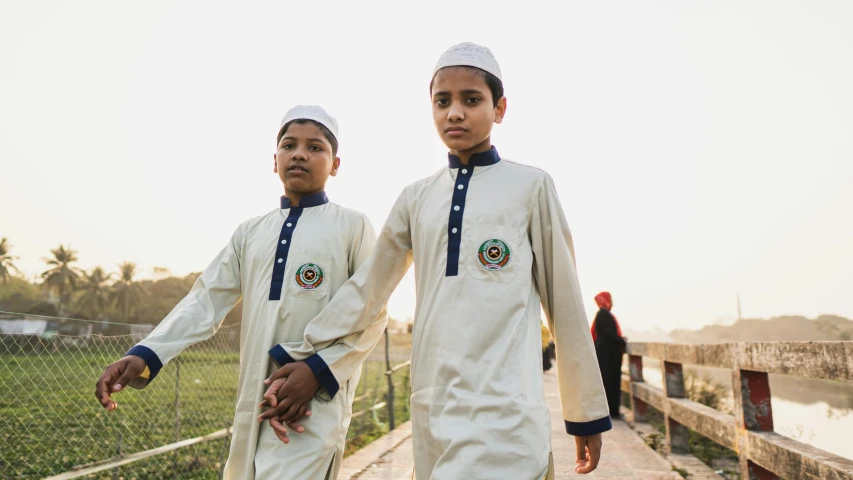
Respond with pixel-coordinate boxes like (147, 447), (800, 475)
(267, 43), (611, 479)
(94, 105), (387, 479)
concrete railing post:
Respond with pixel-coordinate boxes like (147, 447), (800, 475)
(628, 354), (647, 423)
(733, 360), (779, 480)
(662, 360), (689, 454)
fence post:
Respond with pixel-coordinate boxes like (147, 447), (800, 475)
(111, 432), (122, 480)
(174, 357), (181, 442)
(662, 360), (689, 453)
(174, 357), (180, 480)
(218, 423), (230, 480)
(732, 344), (778, 480)
(384, 329), (395, 431)
(403, 367), (411, 415)
(628, 354), (647, 423)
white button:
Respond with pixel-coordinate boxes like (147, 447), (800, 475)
(286, 223), (292, 227)
(453, 206), (460, 211)
(461, 169), (468, 174)
(282, 239), (287, 245)
(277, 258), (283, 263)
(457, 184), (464, 190)
(452, 228), (458, 234)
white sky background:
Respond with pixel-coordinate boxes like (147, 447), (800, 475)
(1, 1), (851, 332)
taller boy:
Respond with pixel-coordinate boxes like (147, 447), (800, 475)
(268, 43), (611, 478)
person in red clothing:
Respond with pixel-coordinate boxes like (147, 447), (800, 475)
(590, 292), (627, 419)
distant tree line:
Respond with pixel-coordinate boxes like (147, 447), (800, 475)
(0, 237), (243, 330)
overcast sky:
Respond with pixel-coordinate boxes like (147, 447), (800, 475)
(2, 0), (851, 332)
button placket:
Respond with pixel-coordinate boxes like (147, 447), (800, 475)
(269, 208), (304, 300)
(445, 166), (474, 276)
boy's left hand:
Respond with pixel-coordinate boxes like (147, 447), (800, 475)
(574, 433), (602, 474)
(258, 362), (320, 424)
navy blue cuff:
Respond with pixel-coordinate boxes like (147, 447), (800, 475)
(268, 344), (296, 367)
(304, 353), (340, 400)
(565, 416), (613, 436)
(125, 345), (163, 383)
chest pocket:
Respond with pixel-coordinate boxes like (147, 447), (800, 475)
(464, 224), (522, 283)
(287, 253), (331, 300)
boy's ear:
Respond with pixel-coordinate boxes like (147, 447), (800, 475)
(494, 96), (507, 125)
(330, 157), (341, 177)
(273, 153), (279, 173)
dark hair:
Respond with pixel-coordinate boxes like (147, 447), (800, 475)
(429, 66), (504, 107)
(276, 119), (338, 156)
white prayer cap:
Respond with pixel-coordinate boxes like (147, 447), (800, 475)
(278, 105), (339, 141)
(433, 42), (502, 82)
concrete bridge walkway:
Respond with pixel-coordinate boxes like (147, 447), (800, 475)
(340, 370), (685, 479)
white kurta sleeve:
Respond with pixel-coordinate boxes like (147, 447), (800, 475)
(530, 174), (612, 436)
(268, 191), (412, 400)
(125, 225), (244, 387)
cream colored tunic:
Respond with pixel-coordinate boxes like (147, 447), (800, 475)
(280, 149), (612, 479)
(125, 192), (385, 480)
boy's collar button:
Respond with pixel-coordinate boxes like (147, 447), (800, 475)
(457, 184), (464, 190)
(461, 169), (468, 174)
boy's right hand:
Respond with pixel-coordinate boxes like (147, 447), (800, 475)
(95, 355), (146, 411)
(574, 433), (603, 474)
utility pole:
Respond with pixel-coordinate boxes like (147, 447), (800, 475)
(737, 293), (742, 321)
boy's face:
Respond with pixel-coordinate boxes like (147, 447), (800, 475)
(431, 67), (506, 155)
(273, 122), (339, 195)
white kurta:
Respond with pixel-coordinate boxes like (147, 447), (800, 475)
(125, 192), (385, 480)
(280, 148), (612, 480)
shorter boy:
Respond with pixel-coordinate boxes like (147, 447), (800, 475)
(94, 105), (386, 479)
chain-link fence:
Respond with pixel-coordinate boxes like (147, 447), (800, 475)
(0, 313), (412, 479)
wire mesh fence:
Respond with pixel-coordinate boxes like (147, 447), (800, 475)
(0, 313), (412, 479)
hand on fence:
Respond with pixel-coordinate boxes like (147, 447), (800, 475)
(574, 433), (602, 474)
(94, 355), (147, 412)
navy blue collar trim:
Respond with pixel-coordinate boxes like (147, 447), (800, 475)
(448, 146), (501, 169)
(280, 191), (329, 209)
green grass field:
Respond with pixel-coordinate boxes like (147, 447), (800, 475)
(1, 332), (411, 479)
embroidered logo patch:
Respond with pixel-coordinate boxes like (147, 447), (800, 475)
(295, 263), (324, 290)
(477, 239), (511, 271)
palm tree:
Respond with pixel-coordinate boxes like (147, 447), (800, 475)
(111, 262), (146, 323)
(41, 245), (82, 314)
(75, 267), (112, 319)
(0, 237), (20, 283)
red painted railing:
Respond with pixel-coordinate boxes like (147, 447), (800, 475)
(622, 342), (853, 480)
